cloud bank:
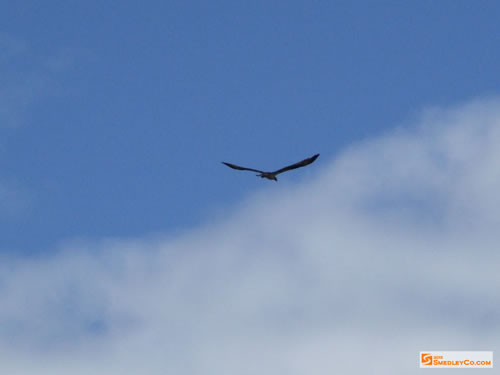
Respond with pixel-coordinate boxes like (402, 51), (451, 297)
(1, 98), (499, 374)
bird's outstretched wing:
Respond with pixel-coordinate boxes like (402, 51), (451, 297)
(272, 153), (320, 175)
(222, 162), (264, 174)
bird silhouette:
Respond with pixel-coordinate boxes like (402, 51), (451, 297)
(222, 153), (319, 181)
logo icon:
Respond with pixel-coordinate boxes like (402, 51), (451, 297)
(421, 353), (432, 366)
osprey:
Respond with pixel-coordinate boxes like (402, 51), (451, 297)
(222, 153), (319, 181)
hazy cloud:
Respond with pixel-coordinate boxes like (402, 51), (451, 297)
(1, 98), (499, 374)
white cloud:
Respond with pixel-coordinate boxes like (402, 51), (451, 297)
(1, 98), (500, 374)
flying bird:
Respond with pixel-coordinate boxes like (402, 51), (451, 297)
(222, 153), (319, 181)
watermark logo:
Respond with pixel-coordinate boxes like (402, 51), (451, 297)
(420, 351), (493, 368)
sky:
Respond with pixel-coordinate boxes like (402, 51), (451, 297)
(1, 1), (500, 374)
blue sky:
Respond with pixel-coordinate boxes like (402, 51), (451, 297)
(2, 1), (500, 253)
(1, 2), (500, 374)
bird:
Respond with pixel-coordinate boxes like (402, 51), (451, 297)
(222, 153), (319, 181)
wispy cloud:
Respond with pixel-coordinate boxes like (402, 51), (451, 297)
(0, 33), (78, 129)
(1, 98), (499, 374)
(0, 34), (85, 220)
(0, 34), (45, 221)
